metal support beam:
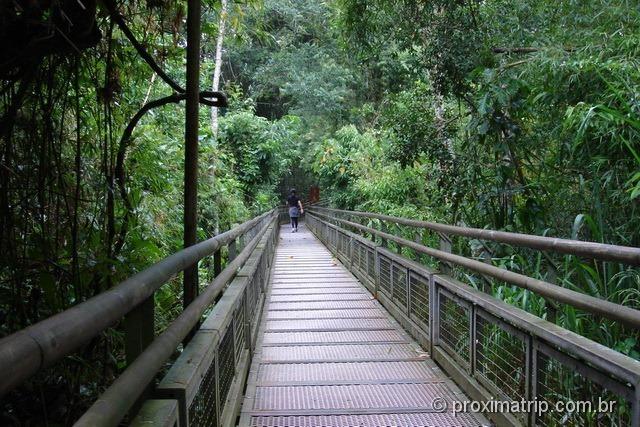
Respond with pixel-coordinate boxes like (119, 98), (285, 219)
(214, 249), (222, 276)
(229, 239), (237, 261)
(124, 297), (155, 365)
(183, 0), (202, 340)
(0, 211), (271, 399)
(75, 217), (275, 427)
(380, 222), (388, 248)
(124, 296), (155, 414)
(438, 232), (452, 275)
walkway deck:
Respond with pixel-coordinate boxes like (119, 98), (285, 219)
(240, 223), (488, 427)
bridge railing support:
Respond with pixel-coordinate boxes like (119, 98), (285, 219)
(307, 209), (640, 427)
(0, 209), (277, 426)
(125, 214), (279, 427)
(124, 295), (156, 412)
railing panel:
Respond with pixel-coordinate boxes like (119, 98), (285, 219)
(307, 211), (640, 427)
(345, 233), (351, 259)
(434, 273), (640, 426)
(366, 247), (376, 280)
(378, 254), (392, 297)
(246, 273), (257, 326)
(0, 211), (275, 403)
(339, 232), (348, 258)
(358, 242), (366, 273)
(353, 241), (363, 273)
(258, 252), (267, 291)
(325, 225), (331, 246)
(149, 221), (277, 427)
(217, 325), (235, 414)
(234, 291), (246, 365)
(350, 239), (358, 269)
(246, 273), (260, 351)
(534, 341), (634, 427)
(408, 271), (429, 330)
(474, 310), (528, 422)
(333, 228), (339, 250)
(189, 353), (218, 427)
(437, 288), (471, 371)
(309, 209), (640, 331)
(392, 262), (408, 310)
(156, 330), (218, 427)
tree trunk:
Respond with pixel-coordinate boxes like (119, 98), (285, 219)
(210, 0), (229, 235)
(210, 0), (229, 137)
(433, 92), (455, 159)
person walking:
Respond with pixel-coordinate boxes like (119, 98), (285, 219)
(287, 189), (304, 232)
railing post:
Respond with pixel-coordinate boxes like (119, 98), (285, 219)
(414, 231), (423, 263)
(478, 245), (492, 294)
(529, 339), (539, 427)
(214, 348), (222, 426)
(369, 226), (375, 241)
(243, 285), (252, 352)
(380, 221), (388, 248)
(374, 248), (381, 297)
(229, 238), (237, 261)
(239, 232), (246, 251)
(545, 266), (558, 324)
(429, 275), (439, 356)
(405, 266), (411, 317)
(214, 249), (222, 277)
(632, 386), (640, 427)
(526, 336), (535, 427)
(469, 305), (476, 375)
(124, 295), (155, 413)
(438, 232), (452, 275)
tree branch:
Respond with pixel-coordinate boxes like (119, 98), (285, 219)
(113, 90), (227, 252)
(492, 47), (575, 54)
(492, 47), (541, 54)
(102, 0), (185, 93)
(500, 59), (531, 72)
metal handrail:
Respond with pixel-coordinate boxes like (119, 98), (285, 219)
(75, 214), (277, 426)
(312, 207), (640, 265)
(305, 213), (640, 427)
(0, 210), (274, 397)
(307, 213), (640, 381)
(308, 210), (640, 329)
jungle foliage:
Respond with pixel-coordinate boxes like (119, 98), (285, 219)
(1, 0), (639, 424)
(312, 0), (640, 364)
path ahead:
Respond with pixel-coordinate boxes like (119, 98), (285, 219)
(240, 222), (488, 427)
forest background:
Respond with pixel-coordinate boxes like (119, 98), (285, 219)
(1, 0), (639, 424)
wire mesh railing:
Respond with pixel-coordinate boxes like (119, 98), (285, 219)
(306, 211), (640, 427)
(0, 212), (275, 392)
(0, 209), (278, 426)
(133, 214), (278, 427)
(408, 271), (430, 329)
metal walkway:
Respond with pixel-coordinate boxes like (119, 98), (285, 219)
(240, 223), (488, 427)
(4, 208), (639, 426)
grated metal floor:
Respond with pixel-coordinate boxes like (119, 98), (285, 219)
(240, 223), (489, 427)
